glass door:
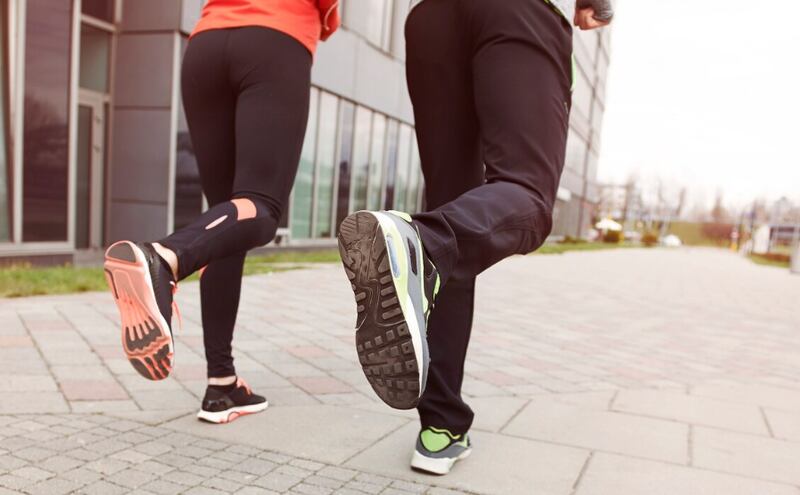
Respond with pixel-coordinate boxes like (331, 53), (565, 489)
(76, 93), (106, 249)
(76, 2), (115, 249)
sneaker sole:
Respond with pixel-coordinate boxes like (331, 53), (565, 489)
(104, 241), (174, 381)
(338, 211), (426, 410)
(410, 447), (472, 475)
(197, 401), (269, 424)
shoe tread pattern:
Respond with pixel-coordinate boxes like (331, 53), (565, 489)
(338, 212), (421, 409)
(104, 242), (173, 381)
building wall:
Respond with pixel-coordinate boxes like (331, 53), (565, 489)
(108, 0), (182, 243)
(0, 0), (610, 261)
(553, 25), (611, 239)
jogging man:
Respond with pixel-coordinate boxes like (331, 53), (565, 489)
(103, 0), (339, 424)
(337, 0), (613, 474)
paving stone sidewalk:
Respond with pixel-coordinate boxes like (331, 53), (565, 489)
(1, 248), (799, 494)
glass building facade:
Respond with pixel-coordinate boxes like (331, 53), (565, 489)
(0, 0), (609, 261)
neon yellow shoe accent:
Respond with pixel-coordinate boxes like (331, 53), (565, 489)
(420, 427), (461, 453)
(387, 210), (413, 223)
(571, 54), (577, 92)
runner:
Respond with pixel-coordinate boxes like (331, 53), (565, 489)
(103, 0), (340, 424)
(337, 0), (612, 474)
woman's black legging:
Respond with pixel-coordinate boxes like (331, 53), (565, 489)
(158, 27), (312, 378)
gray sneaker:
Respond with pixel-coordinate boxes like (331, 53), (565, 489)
(411, 427), (472, 475)
(337, 210), (441, 410)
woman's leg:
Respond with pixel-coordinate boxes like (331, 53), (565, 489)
(105, 27), (311, 387)
(158, 27), (312, 281)
(169, 30), (244, 382)
(172, 27), (312, 383)
(201, 254), (245, 381)
(194, 26), (313, 423)
(103, 30), (238, 381)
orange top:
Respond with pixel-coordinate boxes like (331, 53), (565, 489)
(192, 0), (340, 55)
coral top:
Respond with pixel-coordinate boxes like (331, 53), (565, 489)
(192, 0), (340, 55)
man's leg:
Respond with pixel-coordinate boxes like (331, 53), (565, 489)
(406, 0), (573, 472)
(412, 0), (574, 284)
(405, 0), (483, 435)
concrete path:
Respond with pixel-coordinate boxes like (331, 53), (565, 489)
(1, 248), (799, 494)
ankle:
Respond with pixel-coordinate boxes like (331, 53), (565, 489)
(151, 242), (179, 280)
(209, 375), (236, 387)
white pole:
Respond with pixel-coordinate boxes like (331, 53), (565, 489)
(791, 222), (800, 275)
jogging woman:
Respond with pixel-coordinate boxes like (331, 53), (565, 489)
(337, 0), (612, 474)
(103, 0), (340, 424)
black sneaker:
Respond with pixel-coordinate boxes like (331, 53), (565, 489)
(104, 241), (178, 381)
(337, 210), (441, 410)
(197, 377), (268, 424)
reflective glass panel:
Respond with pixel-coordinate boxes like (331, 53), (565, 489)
(75, 106), (91, 248)
(366, 114), (385, 210)
(82, 0), (115, 22)
(291, 88), (319, 239)
(0, 6), (10, 242)
(22, 0), (72, 242)
(344, 0), (389, 49)
(174, 39), (203, 230)
(407, 134), (422, 213)
(349, 106), (371, 213)
(393, 124), (412, 212)
(314, 92), (338, 238)
(382, 120), (399, 209)
(335, 101), (354, 231)
(79, 24), (111, 92)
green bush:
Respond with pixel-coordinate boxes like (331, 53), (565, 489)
(602, 230), (623, 244)
(641, 231), (659, 247)
(753, 253), (790, 263)
(559, 236), (588, 245)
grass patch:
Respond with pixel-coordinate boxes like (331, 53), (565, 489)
(247, 249), (340, 264)
(749, 253), (791, 269)
(0, 249), (341, 298)
(666, 222), (711, 246)
(0, 264), (109, 298)
(534, 242), (634, 255)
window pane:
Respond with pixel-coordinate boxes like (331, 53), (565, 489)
(367, 114), (385, 210)
(383, 120), (399, 209)
(291, 88), (319, 239)
(174, 132), (202, 230)
(22, 0), (72, 242)
(349, 107), (371, 213)
(82, 0), (115, 22)
(75, 106), (91, 248)
(407, 134), (421, 213)
(393, 124), (412, 212)
(382, 0), (394, 50)
(174, 39), (202, 230)
(79, 24), (111, 92)
(314, 92), (338, 238)
(565, 131), (586, 173)
(0, 6), (10, 242)
(344, 0), (389, 49)
(334, 101), (354, 231)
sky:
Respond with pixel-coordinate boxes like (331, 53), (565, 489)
(598, 0), (800, 209)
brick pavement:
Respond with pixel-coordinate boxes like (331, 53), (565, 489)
(0, 248), (799, 494)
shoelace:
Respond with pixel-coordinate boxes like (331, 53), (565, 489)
(236, 377), (253, 395)
(170, 280), (183, 332)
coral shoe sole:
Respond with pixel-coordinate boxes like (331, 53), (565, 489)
(104, 241), (174, 380)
